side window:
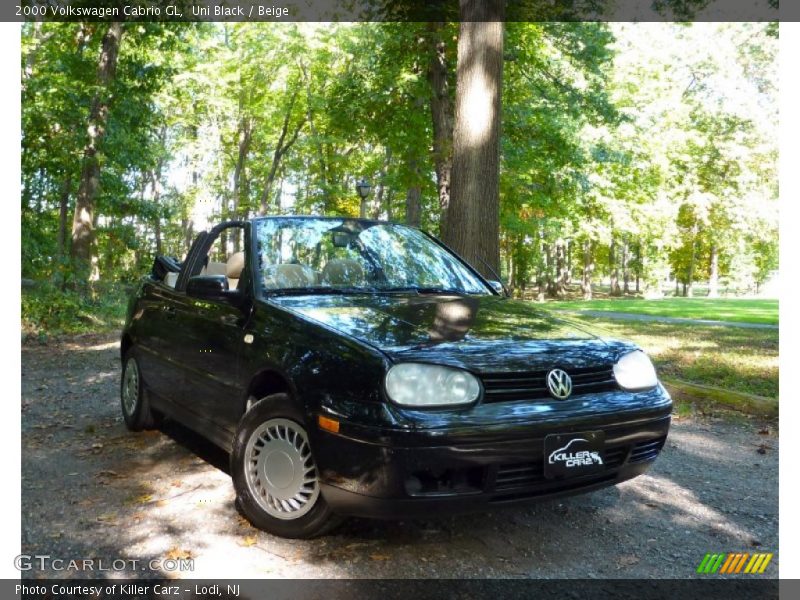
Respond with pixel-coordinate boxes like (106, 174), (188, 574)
(200, 226), (247, 291)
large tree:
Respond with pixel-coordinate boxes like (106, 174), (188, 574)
(444, 0), (505, 278)
(70, 22), (123, 283)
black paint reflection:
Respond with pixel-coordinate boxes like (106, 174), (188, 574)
(271, 294), (634, 374)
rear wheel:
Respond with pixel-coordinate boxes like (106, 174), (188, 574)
(231, 394), (341, 538)
(120, 351), (159, 431)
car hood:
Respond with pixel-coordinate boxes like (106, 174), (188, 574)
(270, 294), (633, 373)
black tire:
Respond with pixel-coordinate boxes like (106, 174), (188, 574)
(120, 350), (159, 431)
(230, 393), (342, 538)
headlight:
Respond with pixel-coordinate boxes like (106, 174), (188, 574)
(613, 350), (658, 391)
(385, 363), (481, 407)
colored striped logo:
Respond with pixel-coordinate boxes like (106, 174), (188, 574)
(696, 553), (773, 574)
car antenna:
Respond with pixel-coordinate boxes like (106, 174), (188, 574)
(476, 256), (509, 297)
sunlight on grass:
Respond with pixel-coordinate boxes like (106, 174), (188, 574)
(571, 317), (778, 399)
(547, 298), (778, 325)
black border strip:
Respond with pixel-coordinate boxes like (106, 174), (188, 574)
(7, 578), (783, 600)
(5, 0), (786, 23)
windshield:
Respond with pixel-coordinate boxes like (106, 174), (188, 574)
(254, 218), (490, 296)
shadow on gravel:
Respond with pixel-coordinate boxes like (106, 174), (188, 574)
(21, 333), (778, 579)
(158, 420), (230, 474)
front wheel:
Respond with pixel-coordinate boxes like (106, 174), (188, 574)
(120, 351), (159, 431)
(230, 394), (341, 538)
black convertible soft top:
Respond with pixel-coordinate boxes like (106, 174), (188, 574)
(150, 255), (182, 281)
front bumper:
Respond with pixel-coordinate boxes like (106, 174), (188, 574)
(312, 387), (672, 518)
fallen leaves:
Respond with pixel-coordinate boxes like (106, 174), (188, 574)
(235, 514), (255, 529)
(96, 512), (118, 524)
(165, 547), (195, 561)
(756, 443), (772, 455)
(616, 554), (640, 569)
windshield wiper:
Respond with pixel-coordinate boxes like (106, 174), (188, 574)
(268, 286), (481, 297)
(268, 286), (377, 296)
(382, 286), (473, 296)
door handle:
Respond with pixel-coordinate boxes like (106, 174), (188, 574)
(165, 306), (177, 319)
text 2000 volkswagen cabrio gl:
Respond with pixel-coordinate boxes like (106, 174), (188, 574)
(120, 216), (671, 538)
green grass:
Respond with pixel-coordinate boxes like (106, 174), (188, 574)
(569, 316), (779, 399)
(546, 298), (778, 325)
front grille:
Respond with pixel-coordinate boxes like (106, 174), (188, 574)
(495, 462), (545, 489)
(480, 365), (617, 403)
(493, 436), (665, 491)
(629, 436), (667, 463)
(491, 474), (618, 503)
(602, 446), (628, 469)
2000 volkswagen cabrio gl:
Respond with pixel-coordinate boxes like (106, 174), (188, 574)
(120, 216), (671, 538)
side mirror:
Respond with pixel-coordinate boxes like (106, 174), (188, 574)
(187, 275), (241, 303)
(487, 280), (508, 296)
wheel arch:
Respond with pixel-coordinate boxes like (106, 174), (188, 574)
(120, 333), (133, 360)
(243, 368), (294, 415)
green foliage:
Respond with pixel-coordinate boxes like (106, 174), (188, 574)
(20, 21), (779, 333)
(22, 283), (129, 338)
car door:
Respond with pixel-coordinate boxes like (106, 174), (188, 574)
(135, 232), (208, 403)
(174, 223), (252, 436)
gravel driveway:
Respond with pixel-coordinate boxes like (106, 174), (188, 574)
(21, 333), (779, 579)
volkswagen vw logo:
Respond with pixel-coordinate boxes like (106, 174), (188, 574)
(546, 368), (573, 400)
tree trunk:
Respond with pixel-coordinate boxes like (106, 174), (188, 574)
(687, 221), (698, 298)
(443, 0), (504, 278)
(232, 117), (252, 230)
(565, 241), (572, 285)
(150, 155), (165, 256)
(545, 243), (557, 297)
(405, 188), (421, 227)
(405, 158), (422, 227)
(70, 21), (123, 284)
(635, 241), (641, 293)
(23, 21), (44, 86)
(54, 177), (72, 288)
(622, 239), (630, 294)
(555, 241), (568, 298)
(582, 240), (594, 300)
(427, 22), (453, 238)
(610, 237), (621, 296)
(182, 218), (194, 255)
(708, 242), (719, 298)
(301, 63), (331, 211)
(372, 147), (391, 220)
(258, 88), (303, 215)
(56, 178), (71, 264)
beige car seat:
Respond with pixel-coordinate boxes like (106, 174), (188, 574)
(201, 260), (228, 277)
(164, 272), (179, 288)
(321, 258), (365, 286)
(262, 264), (319, 289)
(226, 252), (245, 290)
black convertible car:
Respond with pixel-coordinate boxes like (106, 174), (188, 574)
(120, 216), (671, 538)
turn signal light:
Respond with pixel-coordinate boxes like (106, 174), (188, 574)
(318, 415), (340, 433)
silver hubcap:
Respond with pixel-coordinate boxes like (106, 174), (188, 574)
(244, 418), (319, 520)
(122, 358), (139, 416)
